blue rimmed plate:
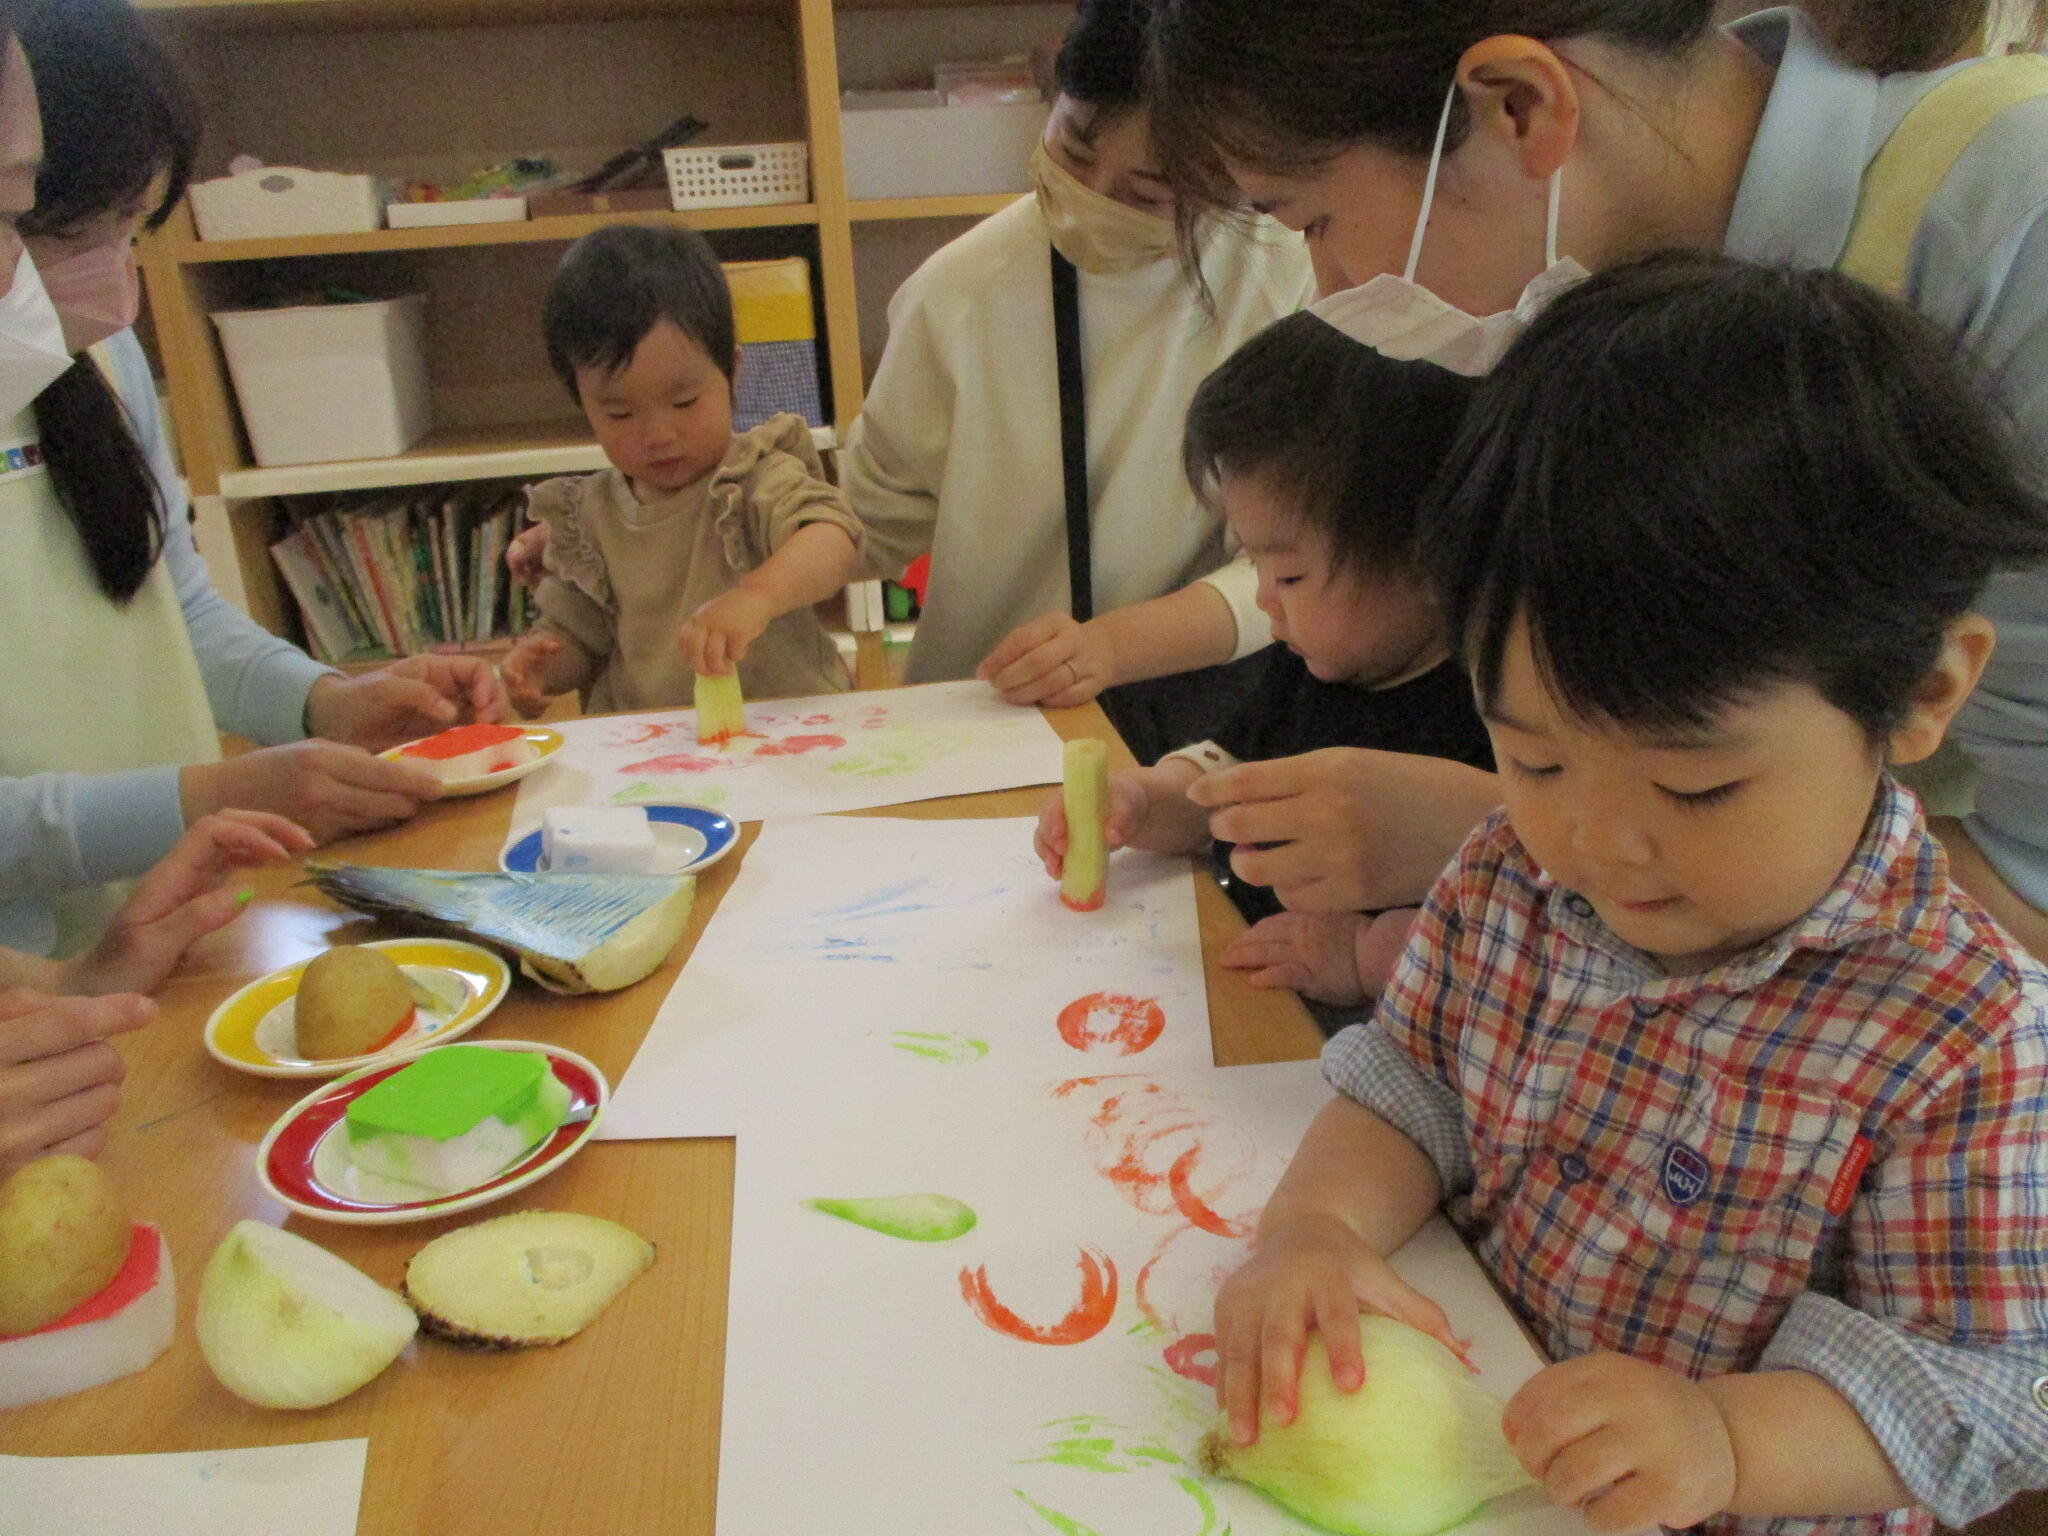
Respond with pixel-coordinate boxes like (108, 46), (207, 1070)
(500, 803), (738, 877)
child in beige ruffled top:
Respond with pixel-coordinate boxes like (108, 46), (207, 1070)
(500, 225), (864, 716)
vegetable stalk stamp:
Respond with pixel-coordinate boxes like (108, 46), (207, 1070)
(695, 671), (747, 746)
(1060, 738), (1110, 911)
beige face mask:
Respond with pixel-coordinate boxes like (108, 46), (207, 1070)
(1030, 143), (1176, 276)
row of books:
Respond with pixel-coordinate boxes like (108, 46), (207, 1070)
(268, 480), (535, 664)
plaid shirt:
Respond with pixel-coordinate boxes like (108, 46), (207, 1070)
(1325, 779), (2048, 1536)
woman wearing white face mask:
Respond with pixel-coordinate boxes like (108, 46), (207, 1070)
(0, 0), (510, 962)
(1143, 0), (2048, 975)
(836, 0), (1314, 759)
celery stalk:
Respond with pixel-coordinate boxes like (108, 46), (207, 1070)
(1060, 738), (1110, 912)
(694, 672), (748, 745)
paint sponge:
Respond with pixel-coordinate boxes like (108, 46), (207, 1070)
(1060, 738), (1110, 912)
(541, 806), (659, 874)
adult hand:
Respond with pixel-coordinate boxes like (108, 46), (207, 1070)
(305, 655), (508, 753)
(977, 612), (1117, 708)
(0, 989), (153, 1176)
(64, 811), (314, 998)
(1212, 1211), (1463, 1448)
(1504, 1353), (1737, 1535)
(506, 521), (551, 592)
(1220, 910), (1372, 1006)
(1188, 749), (1500, 913)
(181, 740), (442, 846)
(680, 588), (777, 677)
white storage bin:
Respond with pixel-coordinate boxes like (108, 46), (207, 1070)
(212, 295), (432, 468)
(189, 167), (388, 241)
(841, 99), (1048, 201)
(665, 142), (809, 210)
(386, 197), (527, 229)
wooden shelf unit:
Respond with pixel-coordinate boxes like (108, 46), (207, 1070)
(134, 0), (1050, 652)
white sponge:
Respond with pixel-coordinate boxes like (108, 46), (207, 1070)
(542, 806), (660, 874)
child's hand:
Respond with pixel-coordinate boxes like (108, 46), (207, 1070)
(505, 521), (551, 591)
(1033, 772), (1149, 879)
(64, 811), (315, 999)
(1213, 1212), (1463, 1449)
(681, 588), (777, 676)
(1503, 1353), (1736, 1534)
(1222, 910), (1372, 1005)
(501, 634), (566, 719)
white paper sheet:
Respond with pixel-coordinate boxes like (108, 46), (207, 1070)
(718, 1062), (1598, 1536)
(507, 680), (1065, 834)
(0, 1439), (368, 1536)
(601, 816), (1213, 1139)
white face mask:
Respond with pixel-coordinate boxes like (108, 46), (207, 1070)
(0, 248), (73, 422)
(1309, 83), (1590, 376)
(1030, 142), (1177, 276)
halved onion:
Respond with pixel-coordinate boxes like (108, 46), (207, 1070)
(196, 1220), (417, 1409)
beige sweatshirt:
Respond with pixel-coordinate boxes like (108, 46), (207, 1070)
(528, 414), (862, 711)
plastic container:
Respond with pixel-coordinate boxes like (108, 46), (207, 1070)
(723, 257), (823, 430)
(385, 197), (527, 229)
(189, 167), (388, 241)
(665, 142), (809, 210)
(840, 99), (1047, 200)
(212, 295), (432, 468)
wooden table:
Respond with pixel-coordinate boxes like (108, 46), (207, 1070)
(1, 701), (1322, 1530)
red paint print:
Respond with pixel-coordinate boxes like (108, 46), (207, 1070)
(752, 733), (846, 757)
(1056, 993), (1165, 1056)
(958, 1247), (1118, 1345)
(1168, 1144), (1253, 1238)
(803, 714), (833, 725)
(1163, 1333), (1219, 1389)
(608, 720), (688, 747)
(621, 752), (722, 774)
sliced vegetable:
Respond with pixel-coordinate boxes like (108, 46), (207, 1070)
(197, 1220), (417, 1408)
(695, 671), (748, 746)
(1059, 739), (1111, 911)
(1199, 1316), (1532, 1536)
(0, 1224), (175, 1410)
(404, 1210), (654, 1347)
(804, 1193), (977, 1243)
(959, 1247), (1118, 1345)
(0, 1155), (129, 1335)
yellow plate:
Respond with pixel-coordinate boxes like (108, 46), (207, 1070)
(379, 726), (563, 797)
(204, 938), (512, 1079)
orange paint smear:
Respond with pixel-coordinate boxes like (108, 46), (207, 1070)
(1168, 1144), (1252, 1238)
(1055, 993), (1165, 1056)
(622, 752), (723, 774)
(752, 734), (845, 757)
(958, 1247), (1118, 1345)
(365, 1005), (418, 1056)
(1162, 1332), (1219, 1389)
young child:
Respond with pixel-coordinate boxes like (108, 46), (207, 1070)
(1214, 254), (2048, 1536)
(499, 224), (864, 716)
(1035, 312), (1491, 1007)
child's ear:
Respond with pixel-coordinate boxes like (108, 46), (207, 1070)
(1889, 614), (1996, 766)
(730, 346), (744, 388)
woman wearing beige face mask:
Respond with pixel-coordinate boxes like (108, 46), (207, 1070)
(834, 0), (1315, 760)
(0, 0), (511, 966)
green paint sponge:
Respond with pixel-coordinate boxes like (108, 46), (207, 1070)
(345, 1047), (569, 1194)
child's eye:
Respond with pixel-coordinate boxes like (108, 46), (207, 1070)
(1660, 780), (1743, 810)
(1276, 575), (1303, 588)
(1506, 758), (1561, 782)
(673, 396), (700, 409)
(603, 410), (633, 422)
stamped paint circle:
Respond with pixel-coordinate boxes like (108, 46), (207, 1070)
(1055, 992), (1166, 1056)
(500, 803), (736, 876)
(256, 1041), (606, 1226)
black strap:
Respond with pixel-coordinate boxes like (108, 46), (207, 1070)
(1051, 247), (1093, 623)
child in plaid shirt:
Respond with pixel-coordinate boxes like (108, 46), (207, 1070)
(1214, 254), (2048, 1536)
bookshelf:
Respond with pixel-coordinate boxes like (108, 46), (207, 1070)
(134, 0), (1055, 677)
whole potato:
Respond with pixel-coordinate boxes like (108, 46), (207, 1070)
(0, 1155), (129, 1335)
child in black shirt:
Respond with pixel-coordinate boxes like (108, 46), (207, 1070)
(1035, 312), (1491, 1007)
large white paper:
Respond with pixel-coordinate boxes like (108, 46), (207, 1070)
(0, 1439), (368, 1536)
(601, 816), (1213, 1139)
(719, 1062), (1596, 1536)
(508, 680), (1065, 832)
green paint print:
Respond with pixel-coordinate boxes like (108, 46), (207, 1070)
(1019, 1417), (1185, 1477)
(825, 723), (973, 779)
(1174, 1475), (1228, 1536)
(1013, 1491), (1111, 1536)
(801, 1192), (977, 1242)
(888, 1030), (990, 1064)
(612, 780), (730, 809)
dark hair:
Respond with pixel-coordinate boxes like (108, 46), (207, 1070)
(1802, 0), (2048, 72)
(1426, 251), (2048, 743)
(544, 223), (735, 397)
(1185, 311), (1477, 580)
(1054, 0), (1152, 118)
(20, 0), (202, 605)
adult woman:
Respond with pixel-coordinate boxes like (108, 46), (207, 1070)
(0, 0), (506, 962)
(839, 0), (1315, 758)
(1146, 0), (2048, 961)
